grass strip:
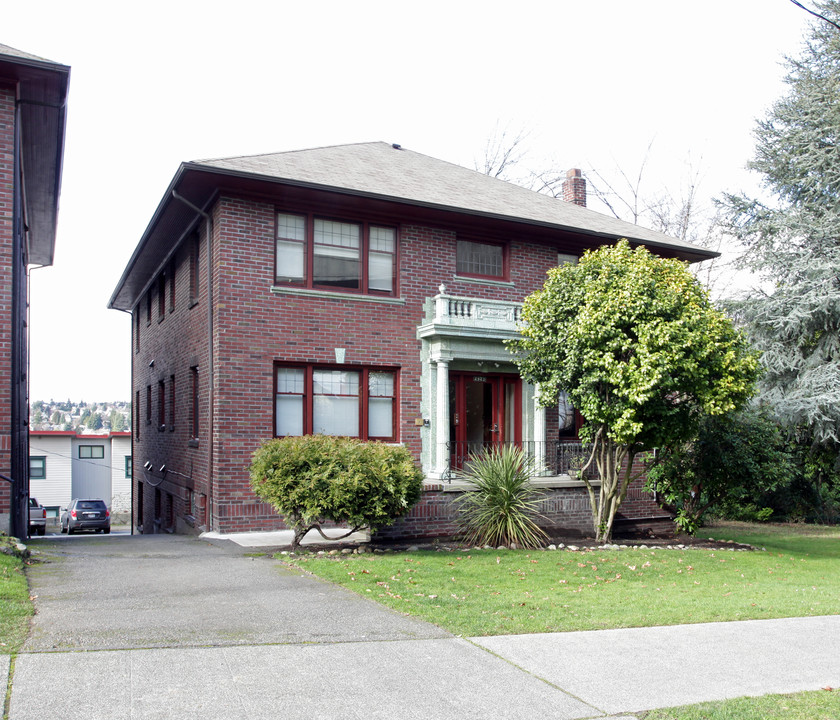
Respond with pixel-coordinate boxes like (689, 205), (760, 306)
(0, 545), (32, 655)
(640, 687), (840, 719)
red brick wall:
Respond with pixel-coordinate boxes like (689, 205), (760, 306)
(132, 190), (666, 536)
(0, 85), (15, 530)
(376, 456), (667, 542)
(132, 219), (211, 533)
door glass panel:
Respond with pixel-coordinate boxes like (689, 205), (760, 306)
(504, 383), (516, 443)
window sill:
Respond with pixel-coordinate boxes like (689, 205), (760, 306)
(271, 286), (406, 305)
(453, 275), (515, 288)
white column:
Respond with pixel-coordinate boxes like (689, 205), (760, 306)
(533, 387), (546, 475)
(435, 359), (450, 477)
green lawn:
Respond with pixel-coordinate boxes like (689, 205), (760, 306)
(288, 521), (840, 637)
(642, 688), (840, 719)
(0, 543), (32, 654)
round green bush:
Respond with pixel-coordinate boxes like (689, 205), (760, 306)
(250, 435), (423, 549)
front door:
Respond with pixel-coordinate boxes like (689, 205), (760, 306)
(449, 373), (521, 468)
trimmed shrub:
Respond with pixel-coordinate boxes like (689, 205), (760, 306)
(250, 435), (423, 550)
(648, 407), (793, 533)
(454, 445), (548, 549)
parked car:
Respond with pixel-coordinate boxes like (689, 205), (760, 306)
(28, 497), (47, 536)
(61, 499), (111, 535)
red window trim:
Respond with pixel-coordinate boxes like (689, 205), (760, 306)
(274, 211), (399, 297)
(273, 362), (399, 441)
(455, 238), (509, 281)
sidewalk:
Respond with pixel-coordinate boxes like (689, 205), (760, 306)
(7, 532), (840, 719)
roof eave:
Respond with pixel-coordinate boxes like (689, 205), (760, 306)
(109, 160), (718, 311)
(181, 163), (720, 261)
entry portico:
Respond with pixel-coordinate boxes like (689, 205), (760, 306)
(418, 285), (547, 480)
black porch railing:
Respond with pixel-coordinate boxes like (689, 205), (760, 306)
(443, 441), (596, 482)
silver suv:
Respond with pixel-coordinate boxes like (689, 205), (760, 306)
(61, 499), (111, 535)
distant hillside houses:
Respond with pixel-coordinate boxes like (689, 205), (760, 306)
(30, 400), (131, 434)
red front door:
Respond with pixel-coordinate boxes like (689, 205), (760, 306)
(449, 373), (521, 468)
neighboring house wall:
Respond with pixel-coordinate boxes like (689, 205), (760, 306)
(30, 432), (131, 514)
(28, 434), (73, 509)
(0, 82), (14, 534)
(110, 435), (132, 513)
(0, 46), (68, 537)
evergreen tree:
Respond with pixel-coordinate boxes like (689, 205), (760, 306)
(722, 1), (840, 447)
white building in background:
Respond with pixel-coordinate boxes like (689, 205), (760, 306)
(29, 431), (132, 518)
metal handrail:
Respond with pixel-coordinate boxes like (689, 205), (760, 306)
(442, 440), (594, 482)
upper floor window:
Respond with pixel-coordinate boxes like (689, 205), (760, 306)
(456, 240), (505, 279)
(189, 232), (200, 306)
(79, 445), (105, 459)
(158, 273), (166, 320)
(275, 213), (396, 294)
(169, 261), (176, 312)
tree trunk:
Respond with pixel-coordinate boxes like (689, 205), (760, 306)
(586, 430), (634, 543)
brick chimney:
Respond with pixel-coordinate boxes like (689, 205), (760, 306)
(562, 168), (586, 207)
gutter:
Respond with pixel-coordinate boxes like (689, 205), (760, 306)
(171, 191), (215, 532)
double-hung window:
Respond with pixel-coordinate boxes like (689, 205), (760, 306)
(275, 213), (396, 294)
(275, 364), (397, 441)
(30, 456), (46, 479)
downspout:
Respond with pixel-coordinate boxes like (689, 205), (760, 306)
(171, 191), (214, 531)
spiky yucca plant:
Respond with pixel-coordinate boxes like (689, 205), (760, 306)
(455, 445), (548, 549)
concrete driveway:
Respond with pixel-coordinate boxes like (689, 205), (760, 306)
(10, 533), (602, 720)
(8, 532), (840, 719)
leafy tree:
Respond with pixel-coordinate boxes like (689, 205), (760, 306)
(510, 240), (759, 542)
(50, 410), (63, 425)
(721, 1), (840, 496)
(110, 412), (127, 432)
(647, 407), (793, 533)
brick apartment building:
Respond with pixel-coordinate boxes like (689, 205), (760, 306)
(0, 45), (69, 537)
(109, 142), (715, 538)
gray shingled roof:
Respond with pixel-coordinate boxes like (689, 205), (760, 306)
(194, 142), (714, 258)
(0, 43), (55, 64)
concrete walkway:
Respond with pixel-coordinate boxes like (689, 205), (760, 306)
(7, 532), (840, 719)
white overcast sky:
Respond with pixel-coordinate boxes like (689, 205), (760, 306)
(6, 0), (812, 402)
